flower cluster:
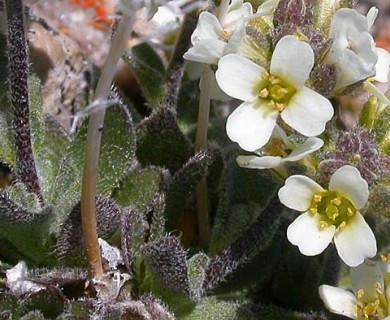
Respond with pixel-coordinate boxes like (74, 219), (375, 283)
(185, 0), (390, 312)
(319, 259), (390, 319)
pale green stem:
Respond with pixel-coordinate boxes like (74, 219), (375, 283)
(81, 12), (136, 279)
(195, 65), (213, 246)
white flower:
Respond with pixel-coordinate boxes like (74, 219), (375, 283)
(319, 259), (390, 319)
(324, 8), (378, 92)
(278, 165), (376, 267)
(216, 35), (333, 152)
(183, 0), (252, 64)
(236, 125), (323, 169)
(374, 48), (390, 83)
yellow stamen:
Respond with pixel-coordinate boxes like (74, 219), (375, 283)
(318, 220), (329, 229)
(331, 197), (341, 206)
(347, 207), (354, 216)
(338, 221), (346, 229)
(313, 194), (322, 203)
(259, 88), (269, 98)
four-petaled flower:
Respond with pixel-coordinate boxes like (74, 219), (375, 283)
(278, 165), (377, 267)
(324, 8), (378, 92)
(319, 259), (390, 319)
(237, 125), (323, 169)
(216, 35), (333, 152)
(183, 0), (252, 65)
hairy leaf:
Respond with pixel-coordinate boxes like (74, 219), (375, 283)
(0, 193), (53, 264)
(123, 43), (165, 105)
(51, 100), (135, 231)
(142, 236), (189, 296)
(56, 197), (121, 265)
(164, 149), (215, 231)
(136, 108), (192, 173)
(210, 155), (282, 254)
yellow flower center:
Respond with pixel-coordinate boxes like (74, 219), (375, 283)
(309, 191), (356, 229)
(258, 72), (296, 111)
(356, 285), (389, 320)
(262, 138), (292, 157)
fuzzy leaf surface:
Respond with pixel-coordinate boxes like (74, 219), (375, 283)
(136, 108), (192, 173)
(51, 101), (135, 231)
(210, 156), (282, 255)
(123, 43), (165, 104)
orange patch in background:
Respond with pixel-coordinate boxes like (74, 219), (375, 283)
(375, 36), (390, 52)
(68, 0), (113, 29)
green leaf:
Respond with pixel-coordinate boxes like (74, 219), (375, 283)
(0, 293), (19, 316)
(0, 193), (54, 265)
(28, 75), (70, 203)
(210, 155), (282, 254)
(112, 167), (165, 209)
(51, 101), (135, 232)
(0, 34), (15, 167)
(19, 287), (66, 319)
(56, 197), (121, 265)
(142, 236), (190, 296)
(136, 108), (193, 173)
(187, 253), (210, 300)
(164, 149), (215, 231)
(123, 43), (165, 104)
(180, 296), (255, 320)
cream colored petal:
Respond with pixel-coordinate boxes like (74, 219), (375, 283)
(270, 35), (314, 88)
(226, 101), (278, 151)
(329, 165), (368, 209)
(281, 87), (333, 137)
(184, 39), (226, 65)
(319, 285), (357, 319)
(287, 212), (335, 256)
(286, 137), (324, 162)
(278, 175), (324, 212)
(191, 12), (223, 44)
(216, 54), (265, 101)
(350, 260), (384, 302)
(374, 47), (390, 83)
(334, 212), (377, 267)
(237, 155), (282, 169)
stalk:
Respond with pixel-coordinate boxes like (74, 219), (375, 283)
(5, 0), (43, 201)
(81, 8), (137, 279)
(194, 0), (229, 246)
(194, 66), (213, 246)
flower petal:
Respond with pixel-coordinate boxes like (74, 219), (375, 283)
(184, 39), (226, 65)
(223, 2), (253, 27)
(318, 285), (357, 319)
(191, 12), (223, 44)
(226, 101), (278, 151)
(350, 260), (384, 302)
(216, 54), (265, 101)
(237, 155), (282, 169)
(329, 165), (368, 209)
(278, 175), (324, 212)
(287, 212), (335, 256)
(286, 137), (324, 162)
(270, 35), (314, 88)
(374, 47), (390, 83)
(281, 87), (333, 137)
(366, 7), (378, 31)
(334, 212), (377, 267)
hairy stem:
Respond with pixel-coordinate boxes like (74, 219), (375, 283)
(5, 0), (42, 201)
(81, 11), (136, 279)
(195, 66), (213, 246)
